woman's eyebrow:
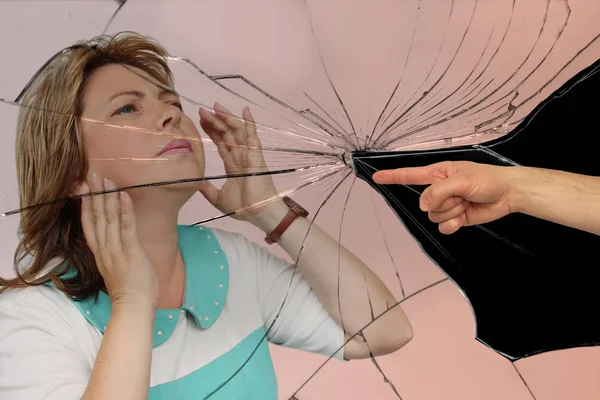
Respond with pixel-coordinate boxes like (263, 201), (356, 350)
(108, 88), (176, 103)
(108, 90), (144, 102)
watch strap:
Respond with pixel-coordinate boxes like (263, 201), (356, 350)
(265, 196), (308, 244)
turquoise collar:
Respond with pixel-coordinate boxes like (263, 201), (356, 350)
(69, 225), (229, 347)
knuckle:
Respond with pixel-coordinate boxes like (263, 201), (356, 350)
(438, 198), (452, 211)
(428, 183), (442, 198)
(422, 190), (435, 205)
(121, 218), (135, 231)
(105, 212), (117, 225)
(428, 211), (440, 223)
(93, 211), (103, 223)
(455, 175), (471, 192)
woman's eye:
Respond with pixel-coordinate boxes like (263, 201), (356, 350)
(171, 102), (183, 111)
(114, 105), (136, 115)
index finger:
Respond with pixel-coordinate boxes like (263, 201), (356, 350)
(213, 102), (245, 130)
(372, 165), (437, 185)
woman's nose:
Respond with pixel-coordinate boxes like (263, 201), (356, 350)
(157, 104), (182, 131)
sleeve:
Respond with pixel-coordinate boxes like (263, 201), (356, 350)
(0, 296), (91, 400)
(236, 234), (346, 360)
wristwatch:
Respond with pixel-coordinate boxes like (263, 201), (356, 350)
(264, 196), (309, 244)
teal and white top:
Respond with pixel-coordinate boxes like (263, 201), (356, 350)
(0, 225), (345, 399)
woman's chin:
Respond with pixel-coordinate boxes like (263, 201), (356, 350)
(170, 180), (203, 193)
(131, 180), (200, 207)
(147, 173), (202, 192)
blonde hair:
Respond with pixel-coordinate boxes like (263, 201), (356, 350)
(0, 32), (174, 299)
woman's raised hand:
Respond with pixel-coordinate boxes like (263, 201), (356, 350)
(198, 103), (282, 224)
(79, 172), (158, 309)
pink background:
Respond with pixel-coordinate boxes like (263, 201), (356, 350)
(1, 1), (599, 399)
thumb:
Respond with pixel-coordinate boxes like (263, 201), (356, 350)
(198, 181), (220, 207)
(420, 175), (471, 211)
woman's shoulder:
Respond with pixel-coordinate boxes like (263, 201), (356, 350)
(208, 227), (292, 271)
(205, 227), (263, 256)
(206, 226), (251, 244)
(0, 283), (78, 320)
(0, 283), (100, 353)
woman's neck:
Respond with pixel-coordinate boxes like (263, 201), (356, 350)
(133, 201), (186, 309)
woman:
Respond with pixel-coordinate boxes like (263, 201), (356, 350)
(0, 32), (413, 399)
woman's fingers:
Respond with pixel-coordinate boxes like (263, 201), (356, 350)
(242, 106), (255, 140)
(200, 106), (236, 151)
(81, 174), (136, 257)
(200, 104), (255, 172)
(214, 102), (244, 131)
(213, 103), (245, 164)
(88, 172), (107, 249)
(79, 181), (97, 254)
(199, 107), (237, 166)
(103, 178), (122, 252)
(200, 107), (229, 136)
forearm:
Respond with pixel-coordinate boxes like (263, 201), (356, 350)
(509, 167), (600, 235)
(82, 302), (155, 400)
(253, 202), (411, 354)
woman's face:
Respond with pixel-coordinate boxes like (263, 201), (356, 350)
(78, 63), (205, 196)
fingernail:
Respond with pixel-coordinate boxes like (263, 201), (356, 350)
(80, 182), (89, 194)
(104, 178), (112, 189)
(91, 172), (97, 181)
(420, 198), (430, 211)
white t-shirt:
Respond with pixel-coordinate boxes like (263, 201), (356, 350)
(0, 225), (345, 399)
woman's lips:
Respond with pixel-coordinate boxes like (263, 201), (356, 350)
(157, 138), (192, 156)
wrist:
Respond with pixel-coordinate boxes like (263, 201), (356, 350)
(250, 199), (291, 233)
(506, 166), (545, 215)
(111, 295), (157, 314)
